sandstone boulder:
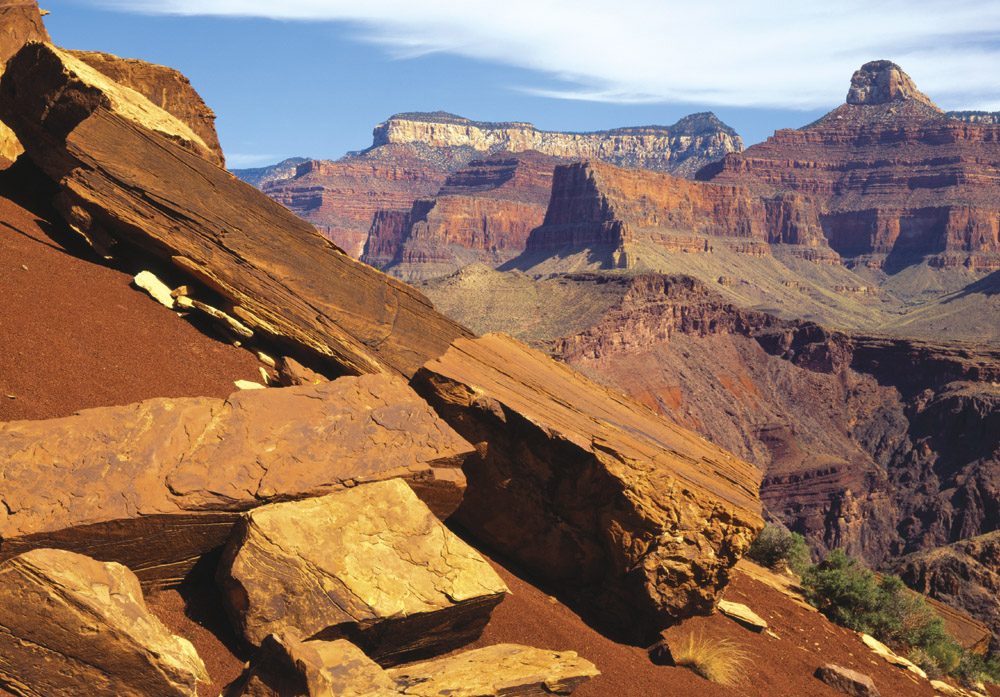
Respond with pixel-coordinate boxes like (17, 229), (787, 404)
(411, 333), (763, 634)
(0, 375), (472, 587)
(860, 633), (928, 679)
(0, 41), (472, 379)
(230, 633), (398, 697)
(814, 664), (881, 697)
(217, 480), (508, 662)
(386, 643), (599, 696)
(0, 548), (208, 696)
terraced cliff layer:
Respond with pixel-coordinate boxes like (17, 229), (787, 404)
(372, 111), (743, 176)
(362, 151), (561, 280)
(702, 60), (1000, 272)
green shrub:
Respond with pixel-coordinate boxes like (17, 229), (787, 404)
(801, 549), (987, 683)
(747, 524), (810, 573)
(956, 652), (1000, 686)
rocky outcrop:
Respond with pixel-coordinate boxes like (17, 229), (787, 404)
(412, 333), (764, 635)
(0, 377), (473, 587)
(703, 60), (1000, 271)
(0, 0), (51, 162)
(217, 480), (508, 661)
(0, 41), (472, 378)
(0, 549), (208, 696)
(372, 111), (742, 176)
(895, 532), (1000, 651)
(262, 148), (453, 257)
(69, 50), (225, 167)
(518, 159), (833, 269)
(363, 151), (560, 280)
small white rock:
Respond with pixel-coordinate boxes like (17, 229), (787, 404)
(133, 271), (176, 310)
(234, 380), (267, 391)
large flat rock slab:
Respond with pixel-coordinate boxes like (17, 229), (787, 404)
(0, 376), (472, 587)
(0, 548), (208, 696)
(387, 643), (599, 696)
(230, 634), (597, 697)
(411, 333), (764, 633)
(0, 41), (472, 379)
(217, 480), (508, 664)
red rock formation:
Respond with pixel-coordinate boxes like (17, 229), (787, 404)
(702, 60), (1000, 271)
(69, 50), (225, 168)
(523, 160), (834, 268)
(0, 0), (50, 161)
(363, 151), (561, 279)
(262, 146), (452, 257)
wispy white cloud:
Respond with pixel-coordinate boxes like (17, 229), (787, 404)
(86, 0), (1000, 110)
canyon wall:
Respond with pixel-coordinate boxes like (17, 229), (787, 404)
(362, 151), (560, 280)
(702, 61), (1000, 272)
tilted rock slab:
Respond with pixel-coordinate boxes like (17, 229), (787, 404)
(0, 376), (472, 588)
(411, 333), (764, 633)
(0, 548), (208, 696)
(231, 633), (597, 697)
(0, 41), (471, 379)
(386, 643), (599, 696)
(217, 480), (508, 663)
(814, 664), (882, 697)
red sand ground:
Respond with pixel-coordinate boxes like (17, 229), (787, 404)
(3, 174), (996, 697)
(0, 175), (261, 423)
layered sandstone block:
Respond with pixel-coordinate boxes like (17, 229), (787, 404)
(0, 376), (472, 587)
(0, 549), (208, 696)
(69, 50), (225, 167)
(234, 634), (597, 697)
(412, 333), (764, 632)
(0, 42), (472, 378)
(217, 480), (508, 662)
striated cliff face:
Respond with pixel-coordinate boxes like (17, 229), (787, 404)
(372, 111), (742, 177)
(702, 60), (1000, 272)
(262, 145), (455, 257)
(522, 159), (834, 268)
(362, 151), (560, 280)
(69, 50), (225, 168)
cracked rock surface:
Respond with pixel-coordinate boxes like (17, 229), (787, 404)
(0, 376), (472, 587)
(218, 479), (508, 663)
(0, 548), (208, 696)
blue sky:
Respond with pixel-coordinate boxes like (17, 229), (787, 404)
(49, 1), (1000, 168)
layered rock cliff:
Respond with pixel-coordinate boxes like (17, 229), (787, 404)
(702, 60), (1000, 272)
(372, 111), (742, 176)
(520, 159), (834, 269)
(261, 145), (455, 257)
(0, 0), (50, 162)
(362, 151), (561, 280)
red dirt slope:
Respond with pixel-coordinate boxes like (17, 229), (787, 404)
(0, 168), (261, 422)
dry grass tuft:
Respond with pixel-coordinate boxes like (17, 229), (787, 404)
(672, 632), (752, 686)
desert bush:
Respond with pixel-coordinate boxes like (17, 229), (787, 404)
(672, 632), (751, 686)
(955, 652), (1000, 686)
(747, 524), (810, 573)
